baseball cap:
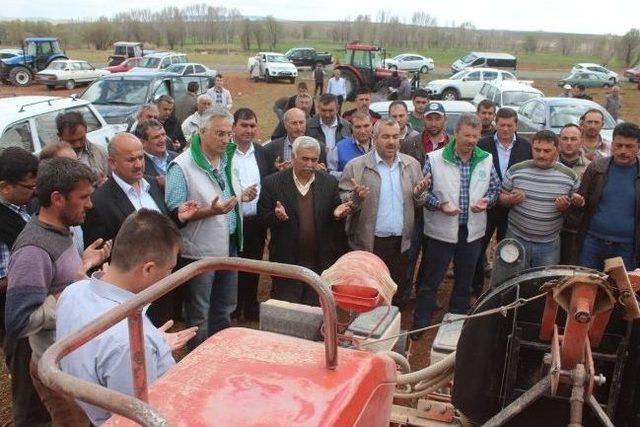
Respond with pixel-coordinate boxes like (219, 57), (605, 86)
(563, 84), (572, 90)
(424, 102), (445, 117)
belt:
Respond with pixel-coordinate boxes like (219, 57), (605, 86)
(591, 235), (632, 247)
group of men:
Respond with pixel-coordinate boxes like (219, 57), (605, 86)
(1, 72), (640, 425)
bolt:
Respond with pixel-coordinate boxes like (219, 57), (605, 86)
(594, 374), (606, 386)
(575, 311), (591, 323)
(543, 353), (552, 364)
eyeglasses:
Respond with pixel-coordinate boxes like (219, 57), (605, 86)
(15, 182), (36, 191)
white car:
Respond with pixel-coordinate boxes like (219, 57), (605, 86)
(0, 96), (121, 153)
(370, 100), (476, 135)
(571, 63), (618, 84)
(472, 81), (544, 111)
(130, 52), (188, 73)
(424, 68), (530, 101)
(36, 60), (110, 90)
(165, 62), (217, 78)
(384, 54), (435, 73)
(248, 52), (298, 83)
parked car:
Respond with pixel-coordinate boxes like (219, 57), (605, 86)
(35, 60), (109, 90)
(384, 53), (434, 74)
(80, 72), (213, 124)
(370, 100), (476, 135)
(571, 63), (618, 84)
(472, 81), (543, 111)
(165, 63), (217, 78)
(558, 72), (615, 88)
(129, 52), (188, 73)
(247, 52), (298, 83)
(451, 52), (517, 73)
(517, 97), (616, 141)
(424, 67), (527, 101)
(0, 96), (120, 153)
(104, 57), (142, 74)
(284, 48), (332, 68)
(624, 65), (640, 83)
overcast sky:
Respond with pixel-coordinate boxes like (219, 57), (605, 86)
(4, 0), (636, 36)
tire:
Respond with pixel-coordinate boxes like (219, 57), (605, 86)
(442, 88), (459, 100)
(340, 69), (360, 101)
(420, 65), (429, 74)
(9, 66), (32, 87)
(289, 77), (296, 84)
(46, 85), (55, 90)
(609, 77), (616, 84)
(265, 70), (272, 83)
(65, 80), (75, 90)
(603, 83), (611, 89)
(0, 78), (10, 85)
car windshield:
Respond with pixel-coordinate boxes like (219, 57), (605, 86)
(266, 55), (289, 63)
(137, 57), (161, 68)
(450, 71), (467, 80)
(81, 79), (150, 105)
(122, 58), (137, 66)
(502, 91), (541, 107)
(47, 62), (68, 71)
(549, 104), (616, 129)
(166, 64), (186, 74)
(461, 53), (477, 64)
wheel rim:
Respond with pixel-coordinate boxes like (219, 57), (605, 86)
(420, 66), (428, 73)
(66, 80), (74, 89)
(443, 91), (456, 100)
(15, 71), (29, 85)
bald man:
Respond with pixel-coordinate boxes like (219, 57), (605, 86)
(265, 108), (326, 175)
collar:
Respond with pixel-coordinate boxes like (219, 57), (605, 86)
(112, 173), (150, 196)
(32, 217), (72, 236)
(292, 169), (315, 194)
(320, 117), (338, 129)
(145, 151), (169, 163)
(0, 195), (27, 213)
(89, 272), (139, 305)
(354, 138), (372, 153)
(234, 142), (255, 156)
(442, 139), (490, 169)
(493, 132), (516, 150)
(374, 149), (400, 168)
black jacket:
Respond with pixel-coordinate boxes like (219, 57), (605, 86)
(305, 115), (351, 145)
(257, 168), (342, 272)
(264, 137), (327, 175)
(82, 175), (168, 246)
(144, 150), (178, 178)
(161, 115), (187, 150)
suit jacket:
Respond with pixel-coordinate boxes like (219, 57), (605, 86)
(83, 175), (168, 246)
(263, 137), (327, 175)
(305, 115), (351, 145)
(257, 169), (342, 271)
(144, 150), (178, 177)
(478, 132), (531, 221)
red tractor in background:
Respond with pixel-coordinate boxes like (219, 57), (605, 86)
(335, 43), (407, 101)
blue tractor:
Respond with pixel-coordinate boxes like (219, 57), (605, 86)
(0, 37), (67, 87)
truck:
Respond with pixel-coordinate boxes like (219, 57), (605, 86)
(0, 37), (68, 86)
(284, 47), (333, 69)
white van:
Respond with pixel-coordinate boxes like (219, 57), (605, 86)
(451, 52), (517, 73)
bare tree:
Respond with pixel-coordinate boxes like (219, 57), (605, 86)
(82, 17), (115, 50)
(264, 16), (280, 50)
(617, 28), (640, 67)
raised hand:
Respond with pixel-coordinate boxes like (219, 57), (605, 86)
(275, 200), (289, 221)
(82, 238), (112, 272)
(158, 320), (198, 351)
(333, 201), (354, 219)
(178, 200), (200, 222)
(413, 175), (431, 196)
(350, 178), (370, 200)
(274, 156), (292, 171)
(470, 198), (489, 213)
(209, 196), (237, 215)
(501, 189), (525, 207)
(241, 184), (258, 202)
(554, 195), (571, 212)
(315, 162), (327, 171)
(440, 201), (460, 216)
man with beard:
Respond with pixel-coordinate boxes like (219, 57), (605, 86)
(580, 109), (611, 161)
(401, 102), (449, 167)
(476, 99), (497, 137)
(156, 95), (187, 152)
(341, 87), (382, 124)
(336, 112), (373, 175)
(408, 89), (429, 133)
(389, 100), (419, 144)
(56, 111), (109, 182)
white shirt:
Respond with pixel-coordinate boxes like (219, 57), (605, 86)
(327, 77), (346, 97)
(320, 118), (339, 173)
(232, 143), (261, 217)
(181, 111), (203, 143)
(112, 174), (161, 212)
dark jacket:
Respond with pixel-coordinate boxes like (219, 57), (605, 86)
(82, 175), (168, 246)
(573, 157), (640, 265)
(478, 133), (532, 222)
(285, 95), (316, 116)
(305, 115), (351, 145)
(264, 137), (327, 175)
(161, 115), (187, 151)
(257, 168), (342, 272)
(144, 150), (178, 177)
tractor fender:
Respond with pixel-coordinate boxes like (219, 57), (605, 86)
(335, 64), (364, 83)
(47, 54), (68, 65)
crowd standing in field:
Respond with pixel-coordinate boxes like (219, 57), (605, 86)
(1, 74), (640, 425)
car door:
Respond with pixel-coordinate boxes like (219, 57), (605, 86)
(183, 65), (195, 76)
(159, 56), (171, 70)
(460, 70), (483, 98)
(403, 56), (417, 70)
(193, 64), (206, 76)
(530, 102), (547, 131)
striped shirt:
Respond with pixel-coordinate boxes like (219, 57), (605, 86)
(502, 160), (579, 243)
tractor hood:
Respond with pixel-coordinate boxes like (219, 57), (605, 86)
(1, 54), (30, 66)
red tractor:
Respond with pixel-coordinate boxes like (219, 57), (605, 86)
(335, 43), (406, 101)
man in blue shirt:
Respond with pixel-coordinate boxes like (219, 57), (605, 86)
(57, 209), (197, 426)
(575, 122), (640, 271)
(335, 111), (373, 176)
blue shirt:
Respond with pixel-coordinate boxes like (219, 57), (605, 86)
(374, 151), (404, 237)
(587, 161), (637, 243)
(336, 136), (371, 172)
(145, 152), (170, 175)
(57, 273), (175, 426)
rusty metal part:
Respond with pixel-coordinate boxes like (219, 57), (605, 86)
(604, 257), (640, 320)
(483, 376), (551, 426)
(550, 325), (561, 395)
(561, 283), (597, 369)
(416, 399), (456, 423)
(585, 339), (596, 398)
(568, 364), (586, 427)
(587, 395), (615, 427)
(539, 290), (558, 341)
(38, 258), (339, 427)
(128, 310), (148, 402)
(588, 310), (612, 348)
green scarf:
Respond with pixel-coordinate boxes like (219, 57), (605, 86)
(441, 138), (490, 174)
(189, 134), (243, 250)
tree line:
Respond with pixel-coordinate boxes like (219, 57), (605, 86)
(0, 4), (639, 67)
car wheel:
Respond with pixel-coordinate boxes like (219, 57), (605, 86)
(442, 88), (459, 100)
(609, 77), (616, 84)
(65, 80), (75, 90)
(9, 66), (32, 86)
(289, 77), (296, 84)
(388, 65), (397, 70)
(420, 65), (429, 74)
(265, 70), (272, 83)
(603, 83), (611, 88)
(46, 85), (55, 90)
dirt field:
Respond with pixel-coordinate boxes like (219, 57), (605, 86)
(0, 69), (639, 425)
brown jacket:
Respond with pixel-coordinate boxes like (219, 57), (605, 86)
(338, 150), (426, 253)
(573, 156), (640, 265)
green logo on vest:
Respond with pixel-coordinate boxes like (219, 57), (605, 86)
(478, 170), (487, 179)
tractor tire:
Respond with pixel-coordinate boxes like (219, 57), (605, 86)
(442, 88), (459, 100)
(0, 78), (10, 85)
(341, 69), (360, 101)
(420, 65), (429, 74)
(9, 66), (32, 87)
(65, 80), (75, 90)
